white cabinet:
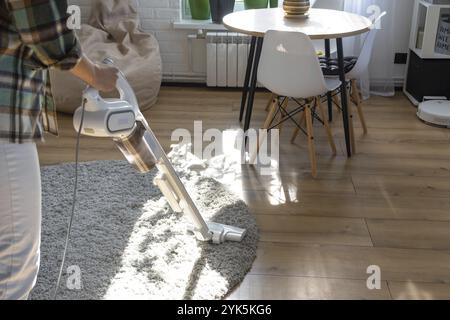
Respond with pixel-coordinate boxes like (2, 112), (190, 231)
(404, 0), (450, 105)
(409, 0), (450, 59)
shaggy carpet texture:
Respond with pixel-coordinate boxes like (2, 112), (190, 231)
(30, 149), (258, 300)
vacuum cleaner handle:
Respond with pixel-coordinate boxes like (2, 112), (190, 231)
(81, 58), (139, 113)
(102, 58), (139, 110)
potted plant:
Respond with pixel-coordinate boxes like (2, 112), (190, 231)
(189, 0), (211, 20)
(244, 0), (269, 9)
(209, 0), (236, 23)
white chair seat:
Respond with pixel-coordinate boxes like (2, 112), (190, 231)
(325, 77), (342, 92)
(256, 30), (339, 178)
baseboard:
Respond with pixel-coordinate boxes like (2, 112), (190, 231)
(394, 77), (405, 88)
(162, 75), (406, 93)
(162, 73), (206, 83)
(162, 82), (207, 87)
(161, 82), (269, 92)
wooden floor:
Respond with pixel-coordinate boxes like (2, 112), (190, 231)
(38, 86), (450, 300)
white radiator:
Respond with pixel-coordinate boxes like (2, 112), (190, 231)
(206, 32), (252, 88)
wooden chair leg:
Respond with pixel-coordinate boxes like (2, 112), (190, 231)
(263, 97), (278, 130)
(316, 96), (337, 156)
(351, 80), (368, 134)
(305, 105), (318, 178)
(250, 96), (278, 164)
(347, 86), (357, 154)
(265, 93), (276, 112)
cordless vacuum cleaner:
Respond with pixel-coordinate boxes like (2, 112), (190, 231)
(73, 60), (246, 244)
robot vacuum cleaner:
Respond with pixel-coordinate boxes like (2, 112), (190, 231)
(417, 98), (450, 128)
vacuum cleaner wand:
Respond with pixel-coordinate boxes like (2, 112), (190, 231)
(73, 59), (246, 244)
(140, 120), (246, 243)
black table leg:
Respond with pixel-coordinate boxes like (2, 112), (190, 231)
(336, 38), (352, 157)
(325, 39), (333, 122)
(243, 37), (264, 133)
(239, 36), (257, 122)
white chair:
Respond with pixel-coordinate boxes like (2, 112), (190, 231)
(254, 30), (341, 177)
(346, 12), (387, 135)
(312, 0), (345, 56)
(322, 11), (387, 137)
(262, 0), (344, 113)
(312, 0), (345, 10)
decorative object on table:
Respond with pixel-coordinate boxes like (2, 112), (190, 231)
(210, 0), (236, 23)
(435, 14), (450, 55)
(270, 0), (279, 8)
(283, 0), (310, 18)
(244, 0), (269, 10)
(189, 0), (211, 20)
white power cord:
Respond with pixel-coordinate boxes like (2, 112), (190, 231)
(53, 98), (86, 300)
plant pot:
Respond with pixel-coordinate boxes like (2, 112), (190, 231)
(189, 0), (211, 20)
(209, 0), (236, 23)
(270, 0), (279, 8)
(244, 0), (269, 9)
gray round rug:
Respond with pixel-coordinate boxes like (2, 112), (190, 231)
(30, 153), (258, 300)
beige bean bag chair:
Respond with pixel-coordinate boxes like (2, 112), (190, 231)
(51, 0), (162, 114)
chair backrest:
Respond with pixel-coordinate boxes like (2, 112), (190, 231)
(347, 11), (387, 79)
(258, 30), (330, 98)
(312, 0), (345, 11)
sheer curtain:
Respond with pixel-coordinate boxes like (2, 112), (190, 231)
(343, 0), (397, 98)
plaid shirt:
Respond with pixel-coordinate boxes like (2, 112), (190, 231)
(0, 0), (81, 143)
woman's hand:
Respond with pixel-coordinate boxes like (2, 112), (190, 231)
(70, 55), (119, 92)
(91, 64), (119, 92)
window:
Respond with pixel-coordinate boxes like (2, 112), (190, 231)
(182, 0), (245, 20)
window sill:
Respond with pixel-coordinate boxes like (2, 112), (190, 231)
(173, 19), (228, 31)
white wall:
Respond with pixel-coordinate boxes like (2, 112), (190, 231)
(71, 0), (414, 83)
(392, 0), (415, 81)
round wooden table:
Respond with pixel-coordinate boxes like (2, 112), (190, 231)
(223, 8), (373, 157)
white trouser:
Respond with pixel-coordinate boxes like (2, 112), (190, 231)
(0, 142), (41, 300)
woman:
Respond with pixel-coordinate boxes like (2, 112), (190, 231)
(0, 0), (118, 299)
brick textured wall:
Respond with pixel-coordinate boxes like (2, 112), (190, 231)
(69, 0), (195, 80)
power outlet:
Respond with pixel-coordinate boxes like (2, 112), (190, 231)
(394, 53), (408, 64)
